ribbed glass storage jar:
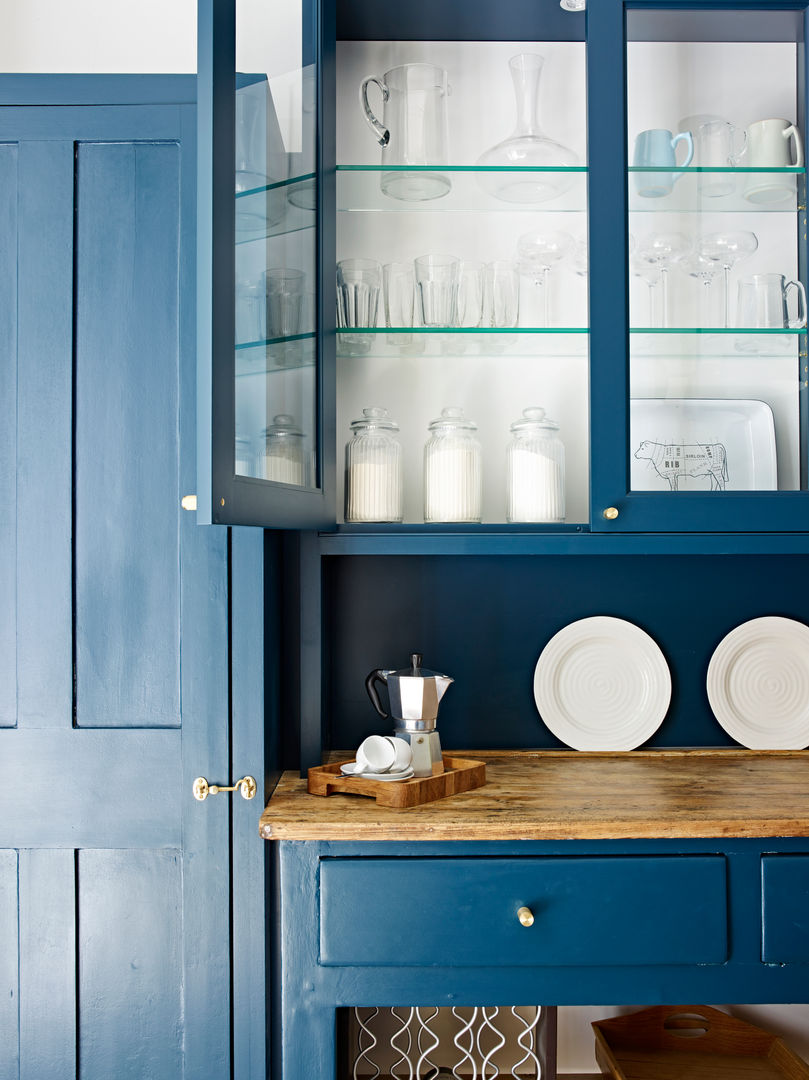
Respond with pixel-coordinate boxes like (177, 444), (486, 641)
(424, 407), (482, 523)
(260, 414), (307, 486)
(506, 407), (565, 522)
(345, 407), (403, 522)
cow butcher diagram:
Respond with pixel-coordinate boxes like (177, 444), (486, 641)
(634, 439), (729, 491)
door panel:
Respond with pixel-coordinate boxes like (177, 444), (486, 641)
(79, 849), (183, 1079)
(75, 140), (182, 728)
(0, 145), (16, 727)
(19, 850), (75, 1080)
(0, 851), (18, 1069)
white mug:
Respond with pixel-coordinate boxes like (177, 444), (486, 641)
(354, 734), (412, 774)
(743, 118), (803, 204)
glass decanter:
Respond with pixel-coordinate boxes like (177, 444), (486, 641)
(476, 53), (579, 203)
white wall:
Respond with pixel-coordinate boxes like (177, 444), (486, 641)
(3, 3), (808, 1073)
(0, 0), (196, 72)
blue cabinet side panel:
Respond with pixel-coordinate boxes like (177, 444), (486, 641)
(0, 144), (17, 728)
(19, 850), (76, 1080)
(75, 141), (181, 728)
(78, 849), (183, 1080)
(0, 850), (19, 1079)
(762, 854), (809, 964)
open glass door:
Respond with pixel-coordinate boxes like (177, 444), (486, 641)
(197, 0), (334, 527)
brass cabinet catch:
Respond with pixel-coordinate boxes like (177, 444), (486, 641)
(193, 775), (257, 801)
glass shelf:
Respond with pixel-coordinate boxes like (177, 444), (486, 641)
(235, 173), (316, 244)
(628, 167), (805, 213)
(336, 328), (589, 358)
(629, 328), (806, 357)
(336, 165), (588, 213)
(235, 333), (316, 376)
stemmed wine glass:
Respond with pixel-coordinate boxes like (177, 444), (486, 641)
(698, 231), (759, 328)
(633, 233), (692, 328)
(680, 250), (725, 328)
(516, 230), (574, 327)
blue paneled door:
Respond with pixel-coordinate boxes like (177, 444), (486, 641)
(0, 82), (267, 1078)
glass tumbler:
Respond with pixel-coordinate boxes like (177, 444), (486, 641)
(263, 268), (305, 338)
(414, 254), (460, 327)
(345, 407), (403, 523)
(424, 407), (482, 523)
(336, 259), (382, 327)
(506, 407), (565, 522)
(260, 414), (308, 486)
(235, 278), (265, 344)
(382, 262), (416, 327)
(483, 260), (520, 327)
(457, 261), (485, 327)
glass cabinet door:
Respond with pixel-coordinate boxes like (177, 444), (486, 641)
(197, 0), (334, 527)
(590, 0), (809, 532)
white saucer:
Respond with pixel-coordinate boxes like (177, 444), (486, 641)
(340, 762), (414, 782)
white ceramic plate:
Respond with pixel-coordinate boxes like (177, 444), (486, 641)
(707, 616), (809, 749)
(533, 616), (671, 751)
(630, 399), (777, 492)
(340, 762), (415, 782)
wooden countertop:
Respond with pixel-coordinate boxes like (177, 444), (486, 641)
(259, 749), (809, 842)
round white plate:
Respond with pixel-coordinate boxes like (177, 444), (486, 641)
(707, 616), (809, 749)
(533, 616), (671, 751)
(340, 762), (415, 782)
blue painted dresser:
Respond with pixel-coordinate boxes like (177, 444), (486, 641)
(260, 751), (809, 1079)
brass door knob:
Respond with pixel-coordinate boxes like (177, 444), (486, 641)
(602, 506), (619, 520)
(193, 775), (257, 801)
(517, 906), (535, 927)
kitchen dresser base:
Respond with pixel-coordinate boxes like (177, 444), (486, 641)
(263, 752), (809, 1080)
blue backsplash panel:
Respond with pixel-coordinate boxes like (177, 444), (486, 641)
(325, 554), (809, 750)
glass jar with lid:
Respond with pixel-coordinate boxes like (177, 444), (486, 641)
(345, 407), (403, 522)
(506, 407), (565, 522)
(260, 414), (307, 486)
(424, 407), (482, 523)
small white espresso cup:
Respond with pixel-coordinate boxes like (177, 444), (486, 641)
(355, 734), (412, 774)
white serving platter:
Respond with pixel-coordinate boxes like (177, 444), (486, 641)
(630, 398), (777, 492)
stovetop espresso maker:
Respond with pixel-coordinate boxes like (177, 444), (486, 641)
(365, 653), (453, 777)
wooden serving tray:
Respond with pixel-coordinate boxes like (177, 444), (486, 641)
(307, 755), (486, 808)
(593, 1005), (809, 1080)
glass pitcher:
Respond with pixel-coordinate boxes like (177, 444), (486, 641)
(359, 63), (451, 201)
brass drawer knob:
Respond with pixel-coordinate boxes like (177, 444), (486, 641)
(517, 906), (535, 927)
(603, 506), (619, 520)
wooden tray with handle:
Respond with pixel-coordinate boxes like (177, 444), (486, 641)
(307, 755), (485, 808)
(593, 1005), (809, 1080)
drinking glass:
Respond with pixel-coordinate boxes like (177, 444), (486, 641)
(383, 262), (416, 327)
(414, 254), (461, 327)
(634, 233), (691, 327)
(264, 267), (306, 338)
(516, 230), (573, 327)
(336, 259), (381, 328)
(483, 260), (520, 327)
(698, 231), (759, 327)
(457, 261), (485, 328)
(235, 277), (265, 344)
(680, 251), (724, 327)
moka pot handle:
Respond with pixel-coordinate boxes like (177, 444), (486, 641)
(365, 669), (390, 719)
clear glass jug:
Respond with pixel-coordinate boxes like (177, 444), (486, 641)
(360, 63), (451, 201)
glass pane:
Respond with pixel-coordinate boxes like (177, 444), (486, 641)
(626, 10), (806, 496)
(335, 40), (589, 525)
(234, 0), (317, 487)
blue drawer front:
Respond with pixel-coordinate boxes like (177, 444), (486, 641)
(319, 856), (728, 967)
(762, 854), (809, 963)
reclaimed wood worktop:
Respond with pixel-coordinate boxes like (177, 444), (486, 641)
(259, 749), (809, 841)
